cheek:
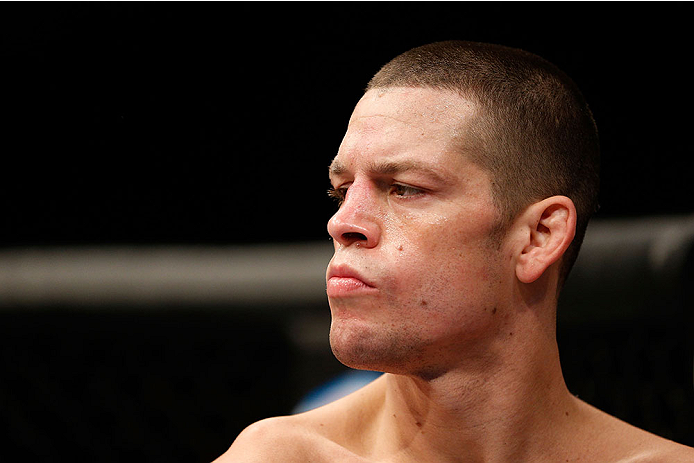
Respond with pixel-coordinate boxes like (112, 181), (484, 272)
(386, 216), (503, 313)
(391, 216), (494, 274)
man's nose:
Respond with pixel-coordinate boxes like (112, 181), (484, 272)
(327, 183), (381, 248)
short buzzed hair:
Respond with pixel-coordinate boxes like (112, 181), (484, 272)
(367, 40), (600, 286)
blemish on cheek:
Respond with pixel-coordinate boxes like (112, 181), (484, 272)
(492, 307), (497, 315)
(397, 245), (404, 251)
(420, 300), (428, 307)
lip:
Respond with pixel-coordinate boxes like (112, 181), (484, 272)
(326, 264), (377, 298)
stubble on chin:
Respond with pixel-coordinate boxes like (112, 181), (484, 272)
(328, 318), (425, 375)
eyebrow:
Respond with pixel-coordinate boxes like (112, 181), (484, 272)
(328, 160), (348, 178)
(329, 159), (453, 185)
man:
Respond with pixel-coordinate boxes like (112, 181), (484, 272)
(216, 41), (694, 462)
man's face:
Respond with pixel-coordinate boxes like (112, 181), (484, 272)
(326, 88), (510, 378)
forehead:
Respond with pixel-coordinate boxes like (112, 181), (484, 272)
(349, 87), (474, 128)
(332, 88), (477, 173)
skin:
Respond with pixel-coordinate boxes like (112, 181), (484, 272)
(214, 88), (694, 462)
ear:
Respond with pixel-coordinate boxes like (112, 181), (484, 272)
(515, 196), (577, 284)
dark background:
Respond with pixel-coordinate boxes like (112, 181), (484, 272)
(2, 2), (692, 247)
(1, 2), (692, 462)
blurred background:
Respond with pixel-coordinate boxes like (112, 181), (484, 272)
(0, 2), (692, 461)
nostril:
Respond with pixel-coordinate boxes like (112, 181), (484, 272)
(343, 232), (367, 242)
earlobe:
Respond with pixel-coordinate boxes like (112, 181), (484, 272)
(515, 196), (577, 284)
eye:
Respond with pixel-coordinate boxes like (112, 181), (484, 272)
(327, 186), (347, 206)
(390, 183), (423, 198)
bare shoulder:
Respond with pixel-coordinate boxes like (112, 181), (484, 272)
(577, 400), (694, 462)
(212, 415), (318, 463)
(213, 411), (373, 463)
(213, 376), (385, 462)
(629, 431), (694, 462)
(659, 442), (694, 461)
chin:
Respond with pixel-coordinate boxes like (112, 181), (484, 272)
(329, 318), (417, 374)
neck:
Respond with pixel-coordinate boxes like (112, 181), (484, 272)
(371, 314), (576, 462)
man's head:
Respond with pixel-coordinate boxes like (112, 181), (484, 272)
(325, 41), (599, 376)
(366, 40), (600, 285)
(327, 87), (510, 376)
